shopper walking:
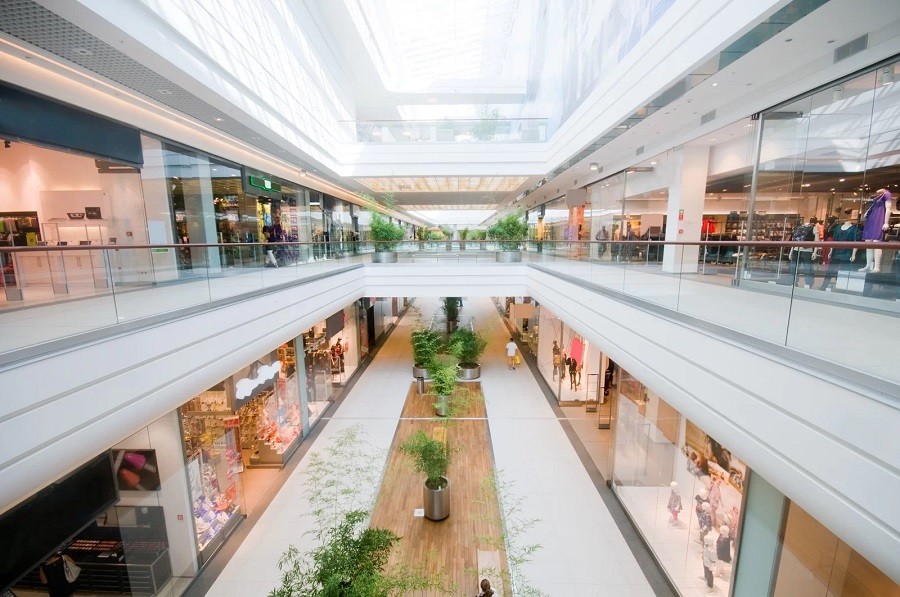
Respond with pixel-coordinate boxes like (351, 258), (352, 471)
(505, 337), (518, 370)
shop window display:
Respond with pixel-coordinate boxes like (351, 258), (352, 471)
(180, 394), (244, 556)
(612, 383), (746, 596)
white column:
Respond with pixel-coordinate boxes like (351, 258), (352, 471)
(663, 145), (710, 273)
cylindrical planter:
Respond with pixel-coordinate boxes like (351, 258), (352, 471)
(415, 376), (426, 395)
(446, 319), (458, 333)
(434, 395), (449, 417)
(412, 364), (429, 379)
(372, 251), (398, 263)
(496, 250), (522, 263)
(457, 363), (481, 380)
(424, 477), (450, 521)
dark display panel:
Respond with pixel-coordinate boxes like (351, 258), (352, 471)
(0, 452), (118, 591)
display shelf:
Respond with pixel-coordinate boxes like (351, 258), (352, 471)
(42, 218), (112, 245)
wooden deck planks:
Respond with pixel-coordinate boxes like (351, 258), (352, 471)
(372, 382), (504, 596)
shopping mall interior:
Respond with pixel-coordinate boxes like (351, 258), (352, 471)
(1, 1), (899, 596)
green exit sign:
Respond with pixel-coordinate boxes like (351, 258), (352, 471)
(248, 175), (281, 192)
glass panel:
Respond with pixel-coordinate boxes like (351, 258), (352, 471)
(780, 64), (900, 382)
(612, 373), (747, 595)
(773, 500), (900, 596)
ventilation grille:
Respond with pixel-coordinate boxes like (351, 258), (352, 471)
(700, 110), (717, 125)
(0, 0), (315, 167)
(834, 34), (868, 63)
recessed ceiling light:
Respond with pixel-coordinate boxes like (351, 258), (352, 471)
(712, 82), (719, 87)
(589, 162), (599, 171)
(214, 117), (223, 122)
(650, 161), (657, 165)
(722, 188), (727, 192)
(710, 138), (717, 142)
(839, 178), (845, 182)
(72, 47), (93, 56)
(802, 183), (810, 187)
(830, 188), (835, 191)
(745, 124), (752, 127)
(157, 89), (173, 95)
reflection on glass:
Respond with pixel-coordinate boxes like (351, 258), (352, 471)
(773, 500), (900, 596)
(612, 377), (746, 595)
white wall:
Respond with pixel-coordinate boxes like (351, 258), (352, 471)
(112, 411), (199, 579)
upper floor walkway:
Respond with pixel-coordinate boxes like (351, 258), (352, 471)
(3, 239), (898, 389)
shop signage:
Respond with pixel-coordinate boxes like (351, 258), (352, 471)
(248, 175), (282, 193)
(233, 360), (282, 407)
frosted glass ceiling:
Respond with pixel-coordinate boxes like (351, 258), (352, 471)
(359, 0), (536, 92)
(384, 0), (524, 82)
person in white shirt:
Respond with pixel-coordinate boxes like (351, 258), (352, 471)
(505, 337), (518, 370)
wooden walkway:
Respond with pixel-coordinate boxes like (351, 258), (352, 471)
(371, 382), (506, 596)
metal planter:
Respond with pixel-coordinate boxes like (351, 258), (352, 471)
(434, 395), (449, 417)
(457, 364), (481, 380)
(496, 251), (522, 263)
(424, 477), (450, 521)
(412, 364), (429, 379)
(372, 251), (398, 263)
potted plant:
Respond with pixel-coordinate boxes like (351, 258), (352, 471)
(428, 362), (458, 417)
(416, 226), (428, 251)
(440, 226), (454, 251)
(400, 430), (452, 521)
(369, 211), (406, 263)
(442, 297), (460, 332)
(477, 229), (488, 250)
(487, 210), (529, 262)
(459, 227), (469, 250)
(411, 327), (442, 379)
(449, 327), (487, 380)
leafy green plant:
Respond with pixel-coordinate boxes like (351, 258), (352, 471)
(400, 431), (452, 490)
(448, 327), (487, 367)
(487, 210), (529, 251)
(475, 471), (547, 597)
(416, 227), (428, 241)
(271, 510), (448, 597)
(369, 212), (406, 252)
(428, 362), (458, 397)
(442, 297), (460, 323)
(361, 193), (406, 252)
(270, 426), (450, 596)
(411, 328), (442, 369)
(459, 227), (470, 240)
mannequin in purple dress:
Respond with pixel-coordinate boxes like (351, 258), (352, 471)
(859, 189), (892, 273)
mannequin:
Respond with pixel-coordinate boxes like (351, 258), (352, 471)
(667, 481), (683, 525)
(695, 488), (710, 522)
(702, 535), (717, 592)
(708, 478), (722, 527)
(716, 525), (732, 578)
(820, 210), (859, 290)
(859, 189), (892, 273)
(698, 502), (713, 543)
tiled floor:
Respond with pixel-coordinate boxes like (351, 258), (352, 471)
(205, 296), (659, 596)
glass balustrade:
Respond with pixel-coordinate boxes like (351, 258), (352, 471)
(2, 239), (898, 385)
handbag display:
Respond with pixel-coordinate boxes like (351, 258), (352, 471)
(62, 555), (81, 583)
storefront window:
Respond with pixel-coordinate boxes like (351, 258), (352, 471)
(750, 59), (900, 289)
(302, 323), (335, 427)
(179, 339), (303, 559)
(612, 379), (746, 596)
(772, 500), (900, 596)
